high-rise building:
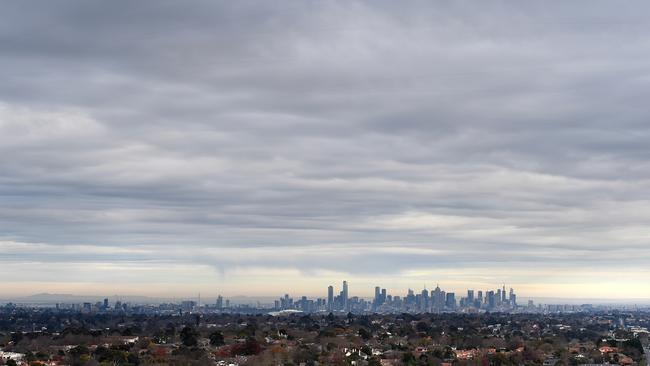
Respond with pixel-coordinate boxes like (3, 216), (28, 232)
(374, 286), (381, 307)
(327, 286), (334, 310)
(487, 291), (495, 309)
(421, 288), (429, 310)
(445, 292), (456, 308)
(216, 295), (223, 309)
(342, 281), (348, 310)
(467, 290), (474, 303)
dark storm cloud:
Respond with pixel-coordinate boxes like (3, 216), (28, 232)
(1, 1), (650, 291)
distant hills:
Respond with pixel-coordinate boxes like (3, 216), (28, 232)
(0, 293), (280, 305)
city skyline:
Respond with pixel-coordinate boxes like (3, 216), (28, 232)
(4, 280), (650, 307)
(2, 1), (650, 300)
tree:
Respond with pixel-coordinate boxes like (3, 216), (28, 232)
(180, 326), (199, 347)
(358, 328), (371, 341)
(209, 330), (225, 346)
(402, 351), (416, 365)
(416, 321), (430, 333)
(230, 337), (261, 356)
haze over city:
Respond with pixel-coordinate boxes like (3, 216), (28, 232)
(2, 1), (650, 301)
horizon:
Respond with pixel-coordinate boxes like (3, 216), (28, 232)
(2, 1), (650, 299)
(4, 286), (650, 306)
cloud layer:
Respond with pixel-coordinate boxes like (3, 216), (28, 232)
(1, 1), (650, 298)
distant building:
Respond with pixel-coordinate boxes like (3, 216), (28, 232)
(445, 292), (456, 309)
(327, 285), (334, 310)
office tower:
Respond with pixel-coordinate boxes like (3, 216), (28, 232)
(216, 295), (223, 309)
(430, 285), (439, 309)
(477, 290), (483, 302)
(328, 286), (334, 310)
(103, 298), (109, 310)
(421, 288), (429, 310)
(300, 296), (308, 312)
(374, 286), (381, 306)
(502, 285), (507, 303)
(509, 288), (515, 304)
(445, 292), (456, 308)
(406, 289), (415, 306)
(467, 290), (474, 303)
(342, 281), (348, 310)
(381, 288), (387, 304)
(496, 289), (502, 305)
(487, 291), (495, 309)
(225, 299), (230, 308)
(181, 300), (195, 312)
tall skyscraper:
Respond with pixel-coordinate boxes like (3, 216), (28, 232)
(327, 285), (334, 311)
(216, 295), (223, 309)
(509, 288), (516, 306)
(487, 291), (495, 309)
(374, 286), (381, 306)
(445, 292), (456, 308)
(431, 284), (444, 310)
(342, 280), (349, 310)
(421, 288), (429, 310)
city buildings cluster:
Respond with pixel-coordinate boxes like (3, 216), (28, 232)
(9, 282), (648, 317)
(273, 281), (521, 314)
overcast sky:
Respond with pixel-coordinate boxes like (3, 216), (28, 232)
(1, 1), (650, 299)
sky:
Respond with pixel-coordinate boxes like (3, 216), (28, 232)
(1, 1), (650, 300)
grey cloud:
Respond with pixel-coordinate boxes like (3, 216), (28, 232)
(1, 1), (650, 293)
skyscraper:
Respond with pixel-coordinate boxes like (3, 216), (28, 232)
(421, 288), (429, 310)
(374, 286), (381, 307)
(342, 280), (349, 310)
(431, 284), (444, 310)
(445, 292), (456, 308)
(509, 288), (516, 306)
(327, 285), (334, 311)
(487, 291), (495, 309)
